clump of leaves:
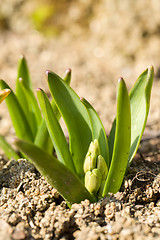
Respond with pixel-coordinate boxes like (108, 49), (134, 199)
(0, 56), (71, 159)
(0, 58), (154, 207)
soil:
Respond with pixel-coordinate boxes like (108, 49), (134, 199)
(0, 0), (160, 239)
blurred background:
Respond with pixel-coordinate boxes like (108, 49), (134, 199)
(0, 0), (160, 133)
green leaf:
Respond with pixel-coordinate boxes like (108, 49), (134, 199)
(47, 71), (92, 179)
(102, 78), (131, 196)
(34, 69), (72, 154)
(81, 98), (109, 167)
(108, 119), (116, 167)
(19, 78), (42, 137)
(34, 98), (62, 154)
(16, 56), (32, 118)
(13, 138), (96, 206)
(0, 135), (19, 160)
(128, 66), (154, 164)
(108, 66), (154, 167)
(37, 88), (76, 173)
(16, 55), (32, 90)
(34, 119), (53, 154)
(0, 80), (34, 142)
(63, 68), (72, 85)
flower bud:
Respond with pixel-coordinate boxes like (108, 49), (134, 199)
(97, 155), (108, 180)
(83, 153), (96, 173)
(83, 139), (100, 173)
(84, 139), (108, 197)
(88, 139), (100, 156)
(85, 169), (102, 195)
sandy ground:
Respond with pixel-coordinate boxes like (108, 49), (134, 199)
(0, 0), (160, 132)
(0, 0), (160, 239)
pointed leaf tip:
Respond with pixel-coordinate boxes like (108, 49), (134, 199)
(118, 77), (124, 83)
(36, 88), (42, 92)
(147, 65), (153, 70)
(147, 65), (154, 75)
(19, 54), (25, 60)
(46, 70), (51, 76)
(66, 68), (71, 73)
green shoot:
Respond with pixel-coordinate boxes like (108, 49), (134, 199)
(0, 56), (72, 157)
(0, 59), (154, 205)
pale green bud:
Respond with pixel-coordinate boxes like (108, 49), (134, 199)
(83, 154), (96, 173)
(83, 139), (100, 173)
(84, 139), (108, 196)
(85, 169), (102, 195)
(88, 139), (100, 156)
(97, 155), (108, 180)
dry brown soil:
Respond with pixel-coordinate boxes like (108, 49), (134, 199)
(0, 1), (160, 239)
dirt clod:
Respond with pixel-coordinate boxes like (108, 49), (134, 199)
(0, 145), (160, 239)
